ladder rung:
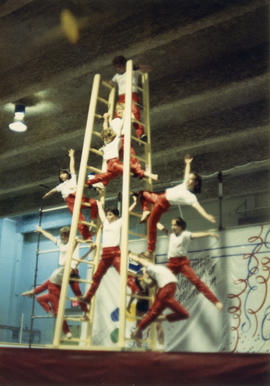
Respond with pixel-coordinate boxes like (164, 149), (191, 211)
(87, 165), (102, 173)
(125, 337), (149, 343)
(102, 80), (113, 89)
(90, 147), (103, 156)
(79, 220), (95, 227)
(128, 230), (146, 238)
(60, 337), (88, 343)
(133, 118), (145, 127)
(72, 257), (95, 266)
(130, 211), (141, 218)
(68, 278), (93, 284)
(93, 130), (102, 138)
(98, 96), (109, 105)
(76, 237), (96, 243)
(95, 113), (103, 119)
(64, 317), (89, 322)
(136, 86), (143, 92)
(132, 154), (146, 163)
(131, 135), (147, 145)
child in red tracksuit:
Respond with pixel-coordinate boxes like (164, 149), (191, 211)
(22, 241), (93, 338)
(128, 252), (189, 343)
(163, 217), (223, 311)
(35, 225), (94, 313)
(42, 148), (97, 241)
(80, 198), (139, 304)
(137, 154), (216, 258)
(103, 103), (143, 176)
(86, 124), (157, 188)
(22, 268), (72, 338)
(111, 55), (151, 141)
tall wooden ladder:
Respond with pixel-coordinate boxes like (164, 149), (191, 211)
(52, 60), (157, 351)
(52, 74), (115, 348)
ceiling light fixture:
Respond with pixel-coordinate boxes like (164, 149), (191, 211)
(9, 104), (27, 132)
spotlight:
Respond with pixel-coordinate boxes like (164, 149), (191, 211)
(9, 104), (27, 132)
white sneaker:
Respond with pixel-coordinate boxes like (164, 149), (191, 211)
(87, 174), (104, 190)
(65, 332), (72, 339)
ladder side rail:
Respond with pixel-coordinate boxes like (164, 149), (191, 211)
(141, 72), (158, 351)
(118, 59), (133, 349)
(53, 74), (101, 347)
(85, 215), (103, 346)
(142, 72), (153, 191)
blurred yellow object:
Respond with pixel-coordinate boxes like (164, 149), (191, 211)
(126, 301), (136, 322)
(60, 9), (79, 44)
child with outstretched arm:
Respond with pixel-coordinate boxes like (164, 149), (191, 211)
(42, 148), (97, 241)
(137, 154), (216, 258)
(79, 196), (140, 305)
(161, 216), (223, 311)
(86, 120), (157, 188)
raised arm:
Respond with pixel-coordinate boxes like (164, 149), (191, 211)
(96, 200), (106, 223)
(42, 187), (57, 199)
(191, 231), (219, 239)
(36, 225), (57, 244)
(156, 222), (169, 235)
(68, 148), (75, 175)
(184, 154), (193, 180)
(192, 202), (216, 224)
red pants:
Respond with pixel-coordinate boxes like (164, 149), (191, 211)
(119, 136), (144, 178)
(85, 246), (139, 301)
(115, 92), (144, 138)
(34, 280), (70, 334)
(167, 257), (219, 305)
(65, 194), (97, 240)
(138, 283), (189, 330)
(86, 157), (145, 187)
(139, 190), (170, 253)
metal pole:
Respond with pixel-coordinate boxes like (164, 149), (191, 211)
(29, 203), (43, 347)
(218, 171), (224, 231)
(19, 313), (24, 344)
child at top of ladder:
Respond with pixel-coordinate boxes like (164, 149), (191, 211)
(42, 148), (98, 241)
(110, 55), (151, 141)
(136, 154), (216, 258)
(86, 114), (158, 188)
(128, 252), (189, 345)
(160, 216), (223, 311)
(79, 197), (140, 305)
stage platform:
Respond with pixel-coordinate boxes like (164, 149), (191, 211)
(0, 346), (269, 385)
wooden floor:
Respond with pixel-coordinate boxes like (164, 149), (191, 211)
(0, 346), (269, 385)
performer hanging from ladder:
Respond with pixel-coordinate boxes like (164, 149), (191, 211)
(85, 113), (158, 188)
(111, 55), (151, 141)
(22, 227), (94, 338)
(79, 197), (140, 305)
(128, 252), (189, 345)
(42, 148), (98, 241)
(136, 154), (216, 258)
(158, 216), (223, 311)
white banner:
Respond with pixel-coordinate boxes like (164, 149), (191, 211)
(85, 224), (270, 353)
